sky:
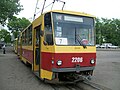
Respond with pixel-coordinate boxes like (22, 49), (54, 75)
(18, 0), (120, 21)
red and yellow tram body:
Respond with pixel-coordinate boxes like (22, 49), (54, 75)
(19, 10), (96, 81)
(13, 38), (18, 53)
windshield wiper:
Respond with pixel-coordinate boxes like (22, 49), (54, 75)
(75, 28), (87, 49)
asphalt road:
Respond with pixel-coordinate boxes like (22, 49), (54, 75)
(0, 47), (120, 90)
(91, 50), (120, 90)
(0, 47), (53, 90)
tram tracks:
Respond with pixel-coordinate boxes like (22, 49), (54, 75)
(77, 80), (112, 90)
(50, 80), (111, 90)
(65, 84), (83, 90)
(50, 83), (82, 90)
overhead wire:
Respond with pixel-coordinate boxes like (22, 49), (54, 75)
(41, 0), (46, 15)
(33, 0), (66, 20)
(35, 0), (55, 15)
(33, 0), (39, 20)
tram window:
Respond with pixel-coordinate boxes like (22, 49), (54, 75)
(22, 29), (28, 45)
(22, 32), (25, 45)
(44, 13), (53, 45)
(18, 35), (21, 46)
(23, 30), (28, 45)
(25, 30), (27, 44)
(22, 26), (32, 46)
(28, 25), (32, 45)
(52, 13), (95, 46)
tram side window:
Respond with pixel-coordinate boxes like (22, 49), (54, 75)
(28, 25), (32, 45)
(44, 13), (53, 45)
(22, 29), (28, 45)
(22, 32), (25, 45)
(25, 30), (27, 44)
(18, 35), (21, 46)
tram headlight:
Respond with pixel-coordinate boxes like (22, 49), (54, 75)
(90, 59), (95, 64)
(57, 60), (62, 66)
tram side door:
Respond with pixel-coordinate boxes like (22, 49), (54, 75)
(33, 25), (41, 77)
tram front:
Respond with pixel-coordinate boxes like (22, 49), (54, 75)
(42, 11), (96, 82)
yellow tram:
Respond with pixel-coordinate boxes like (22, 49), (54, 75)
(16, 10), (96, 82)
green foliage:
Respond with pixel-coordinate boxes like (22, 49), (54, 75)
(7, 16), (31, 38)
(0, 0), (23, 25)
(95, 18), (120, 46)
(0, 29), (11, 43)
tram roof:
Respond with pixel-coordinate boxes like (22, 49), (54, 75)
(44, 10), (95, 18)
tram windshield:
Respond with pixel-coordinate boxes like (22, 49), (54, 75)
(52, 12), (95, 46)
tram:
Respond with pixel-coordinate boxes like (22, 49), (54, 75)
(17, 10), (96, 82)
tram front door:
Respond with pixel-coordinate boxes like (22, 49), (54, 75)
(33, 25), (41, 77)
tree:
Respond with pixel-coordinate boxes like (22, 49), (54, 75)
(95, 18), (120, 46)
(95, 18), (103, 44)
(0, 29), (11, 43)
(7, 16), (31, 38)
(0, 0), (23, 25)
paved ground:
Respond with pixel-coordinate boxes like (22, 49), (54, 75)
(0, 47), (53, 90)
(0, 46), (120, 90)
(91, 50), (120, 90)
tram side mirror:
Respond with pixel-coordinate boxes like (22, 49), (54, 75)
(40, 30), (44, 37)
(43, 41), (48, 45)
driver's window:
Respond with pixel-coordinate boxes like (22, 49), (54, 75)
(44, 13), (53, 45)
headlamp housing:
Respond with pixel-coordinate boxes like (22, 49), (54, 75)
(57, 60), (62, 66)
(90, 59), (95, 64)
